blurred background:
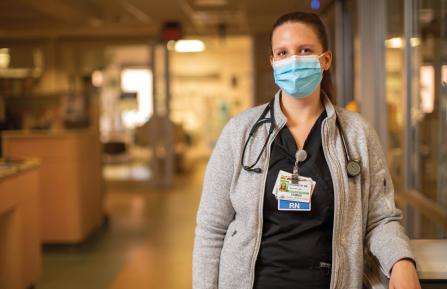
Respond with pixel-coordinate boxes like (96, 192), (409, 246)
(0, 0), (446, 288)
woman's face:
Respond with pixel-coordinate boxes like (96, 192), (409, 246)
(270, 22), (332, 70)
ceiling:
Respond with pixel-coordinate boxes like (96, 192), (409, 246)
(0, 0), (334, 38)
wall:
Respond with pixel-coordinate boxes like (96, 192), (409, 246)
(252, 33), (277, 105)
(170, 36), (254, 149)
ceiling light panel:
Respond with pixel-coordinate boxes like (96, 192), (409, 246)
(194, 0), (228, 7)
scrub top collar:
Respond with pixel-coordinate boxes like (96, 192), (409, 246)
(272, 89), (337, 132)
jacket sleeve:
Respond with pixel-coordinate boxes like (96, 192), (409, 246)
(192, 119), (236, 289)
(364, 125), (415, 278)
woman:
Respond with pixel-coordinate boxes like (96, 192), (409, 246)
(279, 181), (287, 192)
(193, 11), (420, 289)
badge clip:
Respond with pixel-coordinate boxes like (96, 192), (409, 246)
(292, 149), (307, 184)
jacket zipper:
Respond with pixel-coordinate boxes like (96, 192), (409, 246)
(321, 117), (346, 289)
(248, 123), (285, 289)
(378, 176), (391, 278)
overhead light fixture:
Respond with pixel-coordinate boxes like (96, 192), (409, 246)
(195, 0), (228, 6)
(385, 37), (421, 48)
(174, 40), (205, 53)
(0, 48), (10, 69)
(385, 37), (403, 48)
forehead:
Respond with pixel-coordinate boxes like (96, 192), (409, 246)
(271, 22), (321, 49)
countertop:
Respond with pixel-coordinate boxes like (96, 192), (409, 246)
(2, 129), (98, 138)
(411, 239), (447, 280)
(0, 158), (41, 180)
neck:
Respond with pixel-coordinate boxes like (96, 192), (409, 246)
(280, 88), (324, 127)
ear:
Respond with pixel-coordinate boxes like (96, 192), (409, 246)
(322, 51), (333, 71)
(269, 54), (274, 68)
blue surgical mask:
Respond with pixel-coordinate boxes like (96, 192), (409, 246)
(273, 53), (325, 98)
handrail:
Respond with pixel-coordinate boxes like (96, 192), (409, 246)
(395, 190), (447, 231)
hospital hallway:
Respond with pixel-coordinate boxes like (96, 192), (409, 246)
(1, 0), (447, 288)
(36, 163), (205, 289)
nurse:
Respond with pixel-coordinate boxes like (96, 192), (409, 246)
(193, 11), (421, 289)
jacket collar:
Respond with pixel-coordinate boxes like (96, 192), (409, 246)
(272, 89), (337, 129)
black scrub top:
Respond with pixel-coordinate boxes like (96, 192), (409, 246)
(253, 110), (334, 289)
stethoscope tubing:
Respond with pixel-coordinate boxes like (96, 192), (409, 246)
(240, 98), (361, 178)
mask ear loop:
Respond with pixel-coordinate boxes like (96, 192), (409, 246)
(318, 51), (328, 71)
(318, 50), (330, 58)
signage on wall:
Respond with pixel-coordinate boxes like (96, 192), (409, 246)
(161, 21), (183, 42)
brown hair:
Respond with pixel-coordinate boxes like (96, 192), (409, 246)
(269, 11), (336, 104)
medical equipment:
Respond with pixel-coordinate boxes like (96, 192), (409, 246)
(240, 97), (361, 177)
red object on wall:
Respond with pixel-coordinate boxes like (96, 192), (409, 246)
(162, 21), (183, 41)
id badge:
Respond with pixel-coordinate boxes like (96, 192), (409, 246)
(278, 199), (311, 211)
(272, 170), (316, 212)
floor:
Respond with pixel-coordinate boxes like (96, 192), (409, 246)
(36, 162), (205, 289)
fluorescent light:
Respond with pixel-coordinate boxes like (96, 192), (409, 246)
(175, 40), (205, 53)
(385, 37), (421, 48)
(0, 48), (10, 69)
(195, 0), (228, 6)
(385, 37), (403, 48)
(420, 65), (435, 114)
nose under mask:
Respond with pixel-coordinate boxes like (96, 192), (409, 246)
(273, 54), (325, 98)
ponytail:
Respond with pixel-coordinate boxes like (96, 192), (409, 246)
(322, 70), (336, 104)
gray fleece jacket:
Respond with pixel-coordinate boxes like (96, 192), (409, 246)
(193, 91), (414, 289)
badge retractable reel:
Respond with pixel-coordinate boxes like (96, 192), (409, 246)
(291, 149), (308, 184)
(241, 98), (362, 178)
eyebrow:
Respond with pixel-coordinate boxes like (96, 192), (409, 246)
(272, 44), (317, 52)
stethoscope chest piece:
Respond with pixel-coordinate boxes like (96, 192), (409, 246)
(346, 160), (361, 177)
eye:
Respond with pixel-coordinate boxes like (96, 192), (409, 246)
(276, 50), (287, 57)
(299, 48), (313, 54)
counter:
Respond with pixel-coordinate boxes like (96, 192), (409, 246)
(2, 129), (104, 243)
(364, 239), (447, 289)
(0, 159), (41, 289)
(0, 158), (40, 179)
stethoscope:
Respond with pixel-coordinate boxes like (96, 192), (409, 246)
(240, 98), (362, 178)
